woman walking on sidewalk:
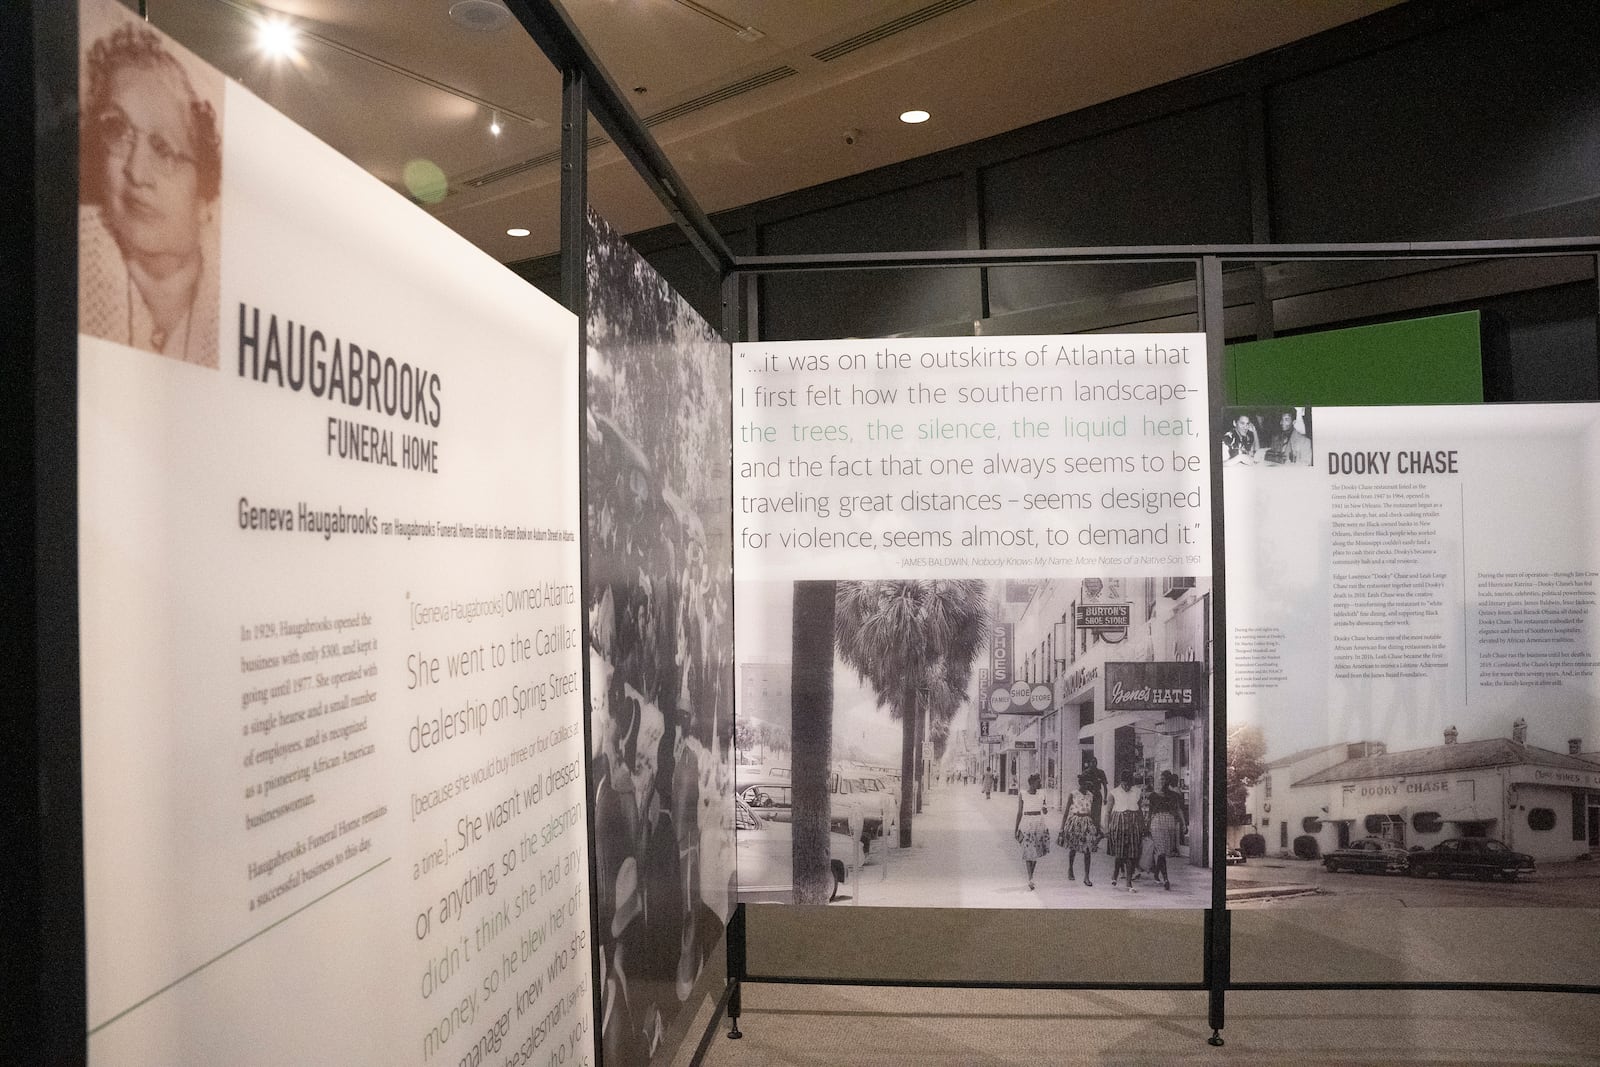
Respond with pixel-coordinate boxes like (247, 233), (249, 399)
(1104, 768), (1143, 892)
(1147, 771), (1187, 890)
(1057, 772), (1099, 886)
(1014, 773), (1050, 890)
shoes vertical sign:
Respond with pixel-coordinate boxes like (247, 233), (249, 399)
(75, 0), (593, 1062)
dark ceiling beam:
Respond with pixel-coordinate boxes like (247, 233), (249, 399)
(503, 0), (735, 274)
(731, 237), (1600, 274)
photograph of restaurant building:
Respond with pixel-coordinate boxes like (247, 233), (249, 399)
(1241, 721), (1600, 864)
(981, 577), (1213, 867)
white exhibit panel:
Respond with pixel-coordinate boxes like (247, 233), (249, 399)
(1225, 403), (1600, 903)
(76, 1), (592, 1063)
(731, 335), (1215, 907)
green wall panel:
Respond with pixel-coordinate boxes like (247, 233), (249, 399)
(1225, 311), (1484, 406)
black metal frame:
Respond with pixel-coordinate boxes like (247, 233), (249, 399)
(15, 0), (1600, 1062)
(710, 244), (1600, 1054)
(10, 1), (85, 1063)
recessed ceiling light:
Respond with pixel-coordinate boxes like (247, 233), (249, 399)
(490, 114), (502, 137)
(256, 16), (299, 59)
(449, 0), (513, 32)
(506, 227), (530, 238)
(899, 109), (930, 124)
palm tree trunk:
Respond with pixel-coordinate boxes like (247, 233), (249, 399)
(914, 698), (925, 814)
(790, 581), (835, 904)
(899, 681), (916, 847)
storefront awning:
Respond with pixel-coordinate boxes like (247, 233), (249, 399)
(1439, 803), (1498, 824)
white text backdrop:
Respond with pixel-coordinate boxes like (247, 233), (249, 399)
(1225, 404), (1600, 758)
(732, 335), (1210, 581)
(78, 3), (589, 1063)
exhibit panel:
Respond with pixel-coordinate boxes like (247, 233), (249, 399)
(1223, 403), (1600, 905)
(583, 209), (737, 1066)
(76, 1), (591, 1063)
(730, 334), (1215, 908)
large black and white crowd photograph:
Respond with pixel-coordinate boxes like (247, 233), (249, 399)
(583, 210), (735, 1064)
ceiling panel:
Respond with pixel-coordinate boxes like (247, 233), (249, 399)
(132, 0), (1401, 260)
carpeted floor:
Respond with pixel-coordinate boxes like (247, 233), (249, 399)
(662, 905), (1600, 1065)
(688, 984), (1600, 1066)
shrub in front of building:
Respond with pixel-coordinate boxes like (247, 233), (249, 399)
(1239, 833), (1266, 858)
(1292, 834), (1320, 860)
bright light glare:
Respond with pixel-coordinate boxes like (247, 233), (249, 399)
(899, 109), (930, 124)
(257, 17), (300, 59)
(506, 227), (531, 238)
(490, 118), (503, 136)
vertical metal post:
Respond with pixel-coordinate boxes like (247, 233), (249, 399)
(721, 270), (742, 344)
(1200, 255), (1229, 1046)
(9, 0), (86, 1061)
(1243, 91), (1276, 342)
(726, 903), (746, 1039)
(965, 165), (990, 323)
(742, 272), (761, 344)
(1251, 266), (1275, 341)
(559, 67), (587, 315)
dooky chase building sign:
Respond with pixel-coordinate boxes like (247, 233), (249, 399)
(1357, 779), (1451, 798)
(1103, 661), (1205, 717)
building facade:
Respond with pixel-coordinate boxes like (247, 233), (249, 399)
(980, 576), (1212, 866)
(1243, 732), (1600, 864)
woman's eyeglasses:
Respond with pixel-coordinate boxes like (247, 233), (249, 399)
(92, 110), (196, 175)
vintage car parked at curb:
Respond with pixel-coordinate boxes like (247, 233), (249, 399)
(1225, 847), (1246, 866)
(734, 797), (856, 904)
(736, 779), (793, 822)
(1406, 837), (1536, 881)
(832, 770), (895, 849)
(1322, 837), (1412, 874)
(738, 773), (891, 850)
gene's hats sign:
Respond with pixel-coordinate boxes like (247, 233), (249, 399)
(1104, 661), (1205, 717)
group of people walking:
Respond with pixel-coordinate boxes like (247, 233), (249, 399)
(1012, 760), (1188, 892)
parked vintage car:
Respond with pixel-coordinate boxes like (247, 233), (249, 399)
(742, 764), (898, 850)
(832, 770), (899, 849)
(735, 779), (793, 822)
(1322, 836), (1412, 874)
(1225, 846), (1246, 866)
(733, 797), (856, 903)
(1406, 837), (1536, 882)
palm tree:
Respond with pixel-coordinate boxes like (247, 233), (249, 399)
(923, 653), (973, 785)
(835, 580), (988, 846)
(789, 581), (836, 903)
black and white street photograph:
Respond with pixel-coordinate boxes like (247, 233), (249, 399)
(1226, 718), (1600, 907)
(734, 576), (1214, 908)
(583, 210), (735, 1065)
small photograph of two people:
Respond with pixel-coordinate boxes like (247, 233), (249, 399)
(1221, 407), (1314, 468)
(79, 0), (222, 368)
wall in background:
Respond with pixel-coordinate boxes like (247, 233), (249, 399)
(515, 0), (1600, 401)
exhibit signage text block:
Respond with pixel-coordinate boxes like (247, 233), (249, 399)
(76, 1), (591, 1061)
(1225, 403), (1600, 897)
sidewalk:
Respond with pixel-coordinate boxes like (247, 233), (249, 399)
(839, 781), (1210, 909)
